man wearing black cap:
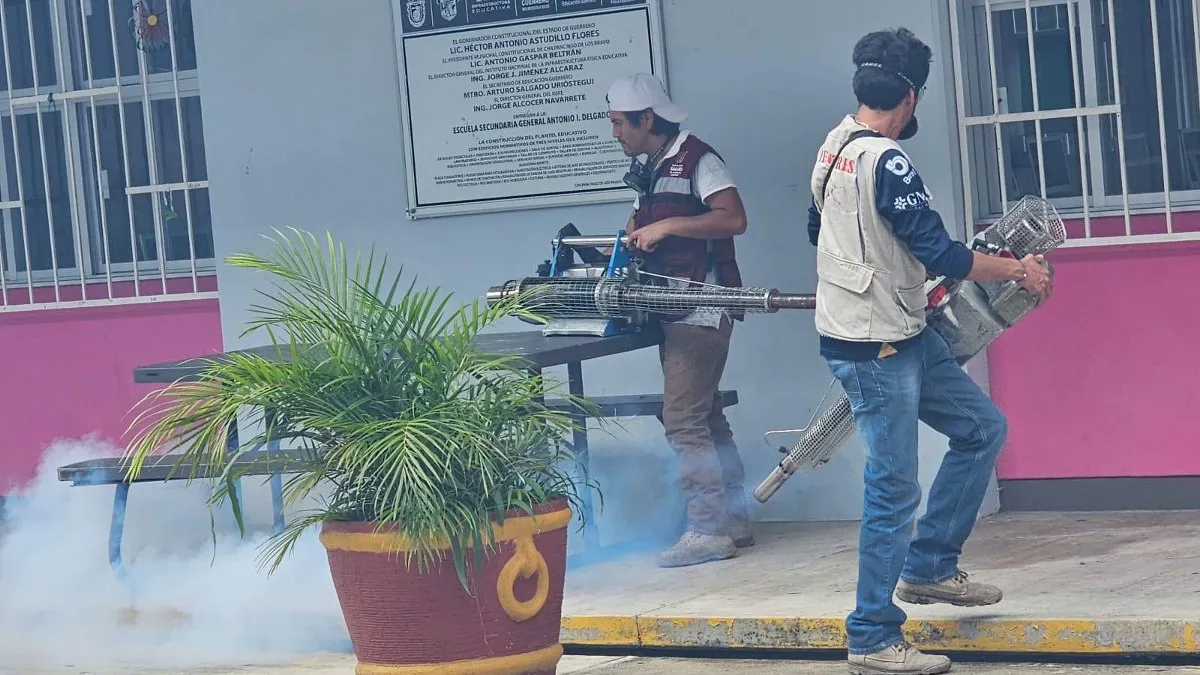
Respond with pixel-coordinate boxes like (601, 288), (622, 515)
(806, 28), (1051, 674)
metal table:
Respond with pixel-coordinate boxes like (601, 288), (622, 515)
(60, 328), (668, 576)
(130, 330), (664, 383)
(131, 328), (665, 541)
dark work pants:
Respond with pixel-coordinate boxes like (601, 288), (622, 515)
(658, 316), (747, 536)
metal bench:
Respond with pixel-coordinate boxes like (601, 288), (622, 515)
(57, 387), (738, 579)
(543, 390), (739, 420)
(56, 425), (298, 579)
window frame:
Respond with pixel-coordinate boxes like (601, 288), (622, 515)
(0, 0), (212, 299)
(950, 0), (1200, 244)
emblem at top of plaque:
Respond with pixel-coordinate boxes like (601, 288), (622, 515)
(406, 0), (427, 28)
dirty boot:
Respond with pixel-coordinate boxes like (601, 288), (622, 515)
(847, 642), (951, 674)
(896, 570), (1003, 607)
(656, 531), (737, 568)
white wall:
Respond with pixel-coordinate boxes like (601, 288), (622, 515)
(190, 0), (998, 536)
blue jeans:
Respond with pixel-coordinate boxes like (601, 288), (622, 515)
(825, 329), (1008, 655)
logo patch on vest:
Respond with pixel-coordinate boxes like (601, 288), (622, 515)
(819, 149), (856, 174)
(667, 149), (688, 177)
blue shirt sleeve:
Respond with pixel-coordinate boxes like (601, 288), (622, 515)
(807, 197), (821, 246)
(874, 149), (974, 280)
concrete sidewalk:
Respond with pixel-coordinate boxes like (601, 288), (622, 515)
(17, 656), (1200, 674)
(561, 510), (1200, 655)
(7, 655), (626, 674)
(8, 510), (1196, 673)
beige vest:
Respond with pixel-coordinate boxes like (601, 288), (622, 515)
(809, 115), (930, 343)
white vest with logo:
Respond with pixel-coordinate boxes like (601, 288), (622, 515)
(809, 115), (931, 343)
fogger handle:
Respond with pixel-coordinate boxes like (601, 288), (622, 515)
(555, 235), (630, 248)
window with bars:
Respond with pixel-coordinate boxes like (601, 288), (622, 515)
(0, 0), (212, 307)
(950, 0), (1200, 244)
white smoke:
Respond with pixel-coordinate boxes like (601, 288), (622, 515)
(0, 431), (694, 670)
(0, 437), (350, 671)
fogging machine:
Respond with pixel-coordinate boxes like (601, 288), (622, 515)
(486, 223), (816, 337)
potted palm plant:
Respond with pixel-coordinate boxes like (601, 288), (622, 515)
(121, 229), (597, 675)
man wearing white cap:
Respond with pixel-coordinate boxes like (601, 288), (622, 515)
(606, 72), (752, 568)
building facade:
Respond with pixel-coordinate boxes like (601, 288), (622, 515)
(0, 0), (221, 488)
(3, 0), (1196, 516)
(949, 0), (1200, 509)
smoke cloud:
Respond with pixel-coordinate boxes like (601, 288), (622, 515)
(563, 419), (694, 571)
(0, 427), (702, 670)
(0, 437), (350, 671)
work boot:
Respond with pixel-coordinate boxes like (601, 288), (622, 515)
(656, 530), (737, 568)
(847, 642), (951, 674)
(896, 569), (1003, 607)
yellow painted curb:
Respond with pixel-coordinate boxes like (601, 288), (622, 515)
(560, 616), (1200, 654)
(109, 608), (1200, 655)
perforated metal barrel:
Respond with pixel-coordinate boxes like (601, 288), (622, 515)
(487, 276), (815, 318)
(753, 395), (855, 503)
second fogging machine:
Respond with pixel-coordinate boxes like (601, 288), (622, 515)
(752, 195), (1067, 503)
(486, 223), (816, 337)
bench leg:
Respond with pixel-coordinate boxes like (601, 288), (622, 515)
(236, 411), (285, 536)
(567, 361), (600, 550)
(225, 418), (248, 532)
(109, 482), (130, 579)
(259, 409), (286, 535)
(268, 435), (284, 535)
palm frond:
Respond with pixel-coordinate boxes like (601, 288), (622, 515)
(122, 228), (605, 590)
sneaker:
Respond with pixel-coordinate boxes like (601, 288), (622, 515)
(656, 531), (737, 568)
(896, 570), (1003, 607)
(847, 642), (951, 674)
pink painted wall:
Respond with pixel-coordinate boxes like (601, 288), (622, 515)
(988, 211), (1200, 480)
(0, 277), (223, 492)
(1, 275), (217, 305)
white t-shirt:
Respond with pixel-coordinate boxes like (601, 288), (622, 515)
(630, 130), (737, 329)
(632, 130), (737, 209)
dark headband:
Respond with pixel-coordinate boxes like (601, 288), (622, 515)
(857, 61), (917, 90)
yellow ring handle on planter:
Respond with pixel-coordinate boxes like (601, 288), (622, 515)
(496, 534), (549, 622)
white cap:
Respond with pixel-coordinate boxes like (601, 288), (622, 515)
(606, 73), (688, 123)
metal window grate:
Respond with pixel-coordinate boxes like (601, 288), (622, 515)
(948, 0), (1200, 248)
(0, 0), (215, 312)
